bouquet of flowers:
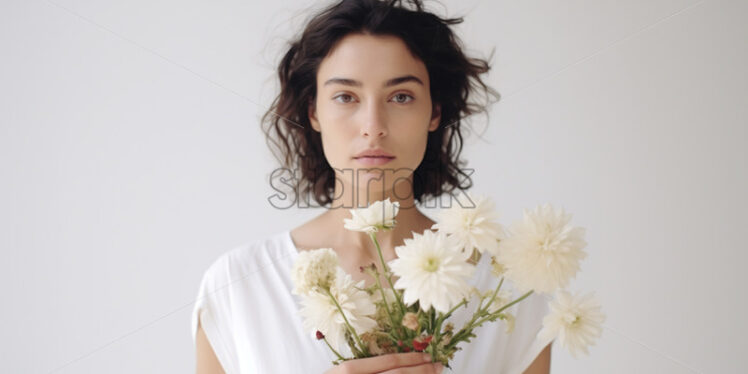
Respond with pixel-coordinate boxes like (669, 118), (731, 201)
(290, 192), (605, 368)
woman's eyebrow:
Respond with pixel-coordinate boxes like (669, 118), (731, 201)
(323, 75), (424, 88)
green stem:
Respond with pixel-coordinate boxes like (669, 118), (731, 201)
(440, 298), (468, 323)
(322, 336), (345, 361)
(324, 288), (370, 356)
(477, 290), (533, 325)
(369, 232), (407, 314)
(429, 307), (436, 333)
(482, 277), (505, 314)
(428, 298), (467, 355)
(446, 290), (534, 351)
(372, 265), (401, 338)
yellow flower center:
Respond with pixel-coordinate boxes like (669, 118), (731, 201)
(423, 257), (440, 272)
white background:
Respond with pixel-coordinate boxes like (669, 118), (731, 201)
(1, 0), (746, 372)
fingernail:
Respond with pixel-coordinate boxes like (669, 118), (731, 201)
(433, 363), (444, 373)
(422, 354), (432, 362)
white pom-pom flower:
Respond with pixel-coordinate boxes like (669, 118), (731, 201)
(496, 203), (587, 294)
(538, 290), (605, 358)
(298, 267), (378, 352)
(291, 248), (339, 296)
(389, 230), (476, 313)
(343, 198), (400, 234)
(431, 192), (505, 256)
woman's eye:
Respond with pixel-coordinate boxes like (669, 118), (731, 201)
(333, 93), (413, 104)
(392, 93), (414, 104)
(333, 94), (355, 104)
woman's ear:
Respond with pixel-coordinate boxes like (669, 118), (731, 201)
(428, 103), (441, 131)
(308, 98), (321, 132)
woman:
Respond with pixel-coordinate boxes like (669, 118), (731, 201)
(193, 0), (552, 372)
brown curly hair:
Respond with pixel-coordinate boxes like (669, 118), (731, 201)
(261, 0), (500, 208)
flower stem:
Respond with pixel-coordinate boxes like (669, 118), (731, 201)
(372, 265), (401, 338)
(444, 288), (533, 352)
(441, 298), (468, 322)
(369, 232), (407, 314)
(322, 336), (345, 361)
(462, 291), (533, 343)
(484, 290), (533, 320)
(482, 277), (505, 314)
(324, 288), (370, 356)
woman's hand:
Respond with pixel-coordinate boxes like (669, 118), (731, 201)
(323, 352), (444, 374)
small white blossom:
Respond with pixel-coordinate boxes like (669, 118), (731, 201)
(298, 268), (378, 352)
(291, 247), (339, 296)
(343, 198), (400, 234)
(431, 192), (505, 256)
(496, 203), (588, 294)
(538, 290), (606, 358)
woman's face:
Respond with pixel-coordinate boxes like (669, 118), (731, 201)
(309, 33), (441, 196)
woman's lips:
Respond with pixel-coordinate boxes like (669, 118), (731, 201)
(354, 156), (395, 166)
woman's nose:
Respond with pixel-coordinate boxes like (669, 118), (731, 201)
(360, 102), (388, 138)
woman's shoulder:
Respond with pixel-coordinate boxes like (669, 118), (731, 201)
(199, 230), (296, 282)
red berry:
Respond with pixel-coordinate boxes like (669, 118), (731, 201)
(412, 335), (433, 351)
(316, 331), (325, 340)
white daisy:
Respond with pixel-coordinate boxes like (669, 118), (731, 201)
(291, 247), (339, 296)
(388, 230), (476, 313)
(538, 290), (605, 358)
(496, 203), (587, 294)
(431, 191), (505, 257)
(343, 198), (400, 234)
(298, 267), (378, 352)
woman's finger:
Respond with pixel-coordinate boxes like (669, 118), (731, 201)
(336, 352), (434, 374)
(379, 362), (444, 374)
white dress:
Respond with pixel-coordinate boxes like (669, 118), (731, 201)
(191, 230), (553, 373)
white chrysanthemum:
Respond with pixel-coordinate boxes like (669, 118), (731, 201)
(291, 248), (339, 296)
(389, 230), (476, 313)
(343, 198), (400, 234)
(496, 203), (587, 294)
(538, 290), (605, 358)
(431, 192), (505, 256)
(298, 267), (378, 352)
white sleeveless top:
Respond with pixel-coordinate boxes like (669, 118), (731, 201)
(191, 230), (553, 373)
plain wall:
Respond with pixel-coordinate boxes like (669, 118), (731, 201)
(1, 0), (745, 372)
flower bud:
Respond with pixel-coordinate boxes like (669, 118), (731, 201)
(443, 322), (454, 333)
(490, 256), (506, 277)
(501, 313), (516, 334)
(401, 312), (419, 331)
